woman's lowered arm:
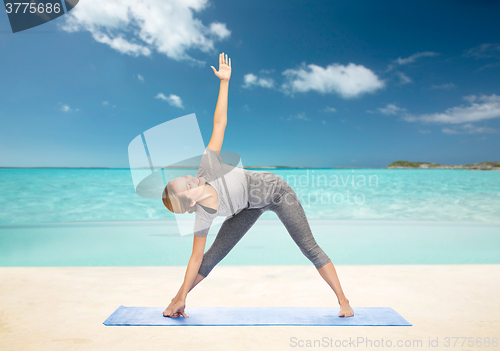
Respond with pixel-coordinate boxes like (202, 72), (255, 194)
(163, 235), (207, 317)
(178, 235), (207, 300)
(208, 52), (231, 155)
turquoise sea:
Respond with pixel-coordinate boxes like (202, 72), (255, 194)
(1, 168), (499, 266)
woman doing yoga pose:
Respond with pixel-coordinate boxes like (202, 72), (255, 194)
(162, 53), (354, 319)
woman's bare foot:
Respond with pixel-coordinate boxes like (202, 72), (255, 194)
(163, 298), (181, 317)
(339, 299), (354, 317)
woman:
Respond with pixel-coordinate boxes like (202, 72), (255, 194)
(162, 52), (354, 319)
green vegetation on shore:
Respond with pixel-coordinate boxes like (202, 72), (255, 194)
(387, 161), (500, 170)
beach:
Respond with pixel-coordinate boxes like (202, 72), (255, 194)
(1, 169), (499, 350)
(1, 264), (498, 351)
(2, 0), (499, 349)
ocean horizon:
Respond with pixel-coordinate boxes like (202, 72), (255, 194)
(2, 167), (499, 266)
(1, 168), (499, 225)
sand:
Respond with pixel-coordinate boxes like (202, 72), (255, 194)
(0, 264), (499, 351)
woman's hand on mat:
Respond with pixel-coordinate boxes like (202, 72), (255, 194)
(163, 300), (189, 318)
(210, 52), (231, 81)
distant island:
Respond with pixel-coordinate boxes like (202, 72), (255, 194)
(387, 161), (500, 170)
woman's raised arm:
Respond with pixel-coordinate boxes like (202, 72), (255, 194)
(208, 52), (231, 155)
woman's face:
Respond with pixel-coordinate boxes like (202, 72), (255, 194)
(170, 175), (206, 202)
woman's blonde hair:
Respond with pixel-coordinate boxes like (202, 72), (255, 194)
(162, 181), (196, 214)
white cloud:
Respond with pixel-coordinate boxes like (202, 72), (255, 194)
(430, 83), (456, 90)
(209, 22), (231, 39)
(395, 51), (439, 65)
(91, 32), (151, 56)
(287, 112), (311, 121)
(322, 120), (327, 125)
(137, 74), (144, 82)
(463, 43), (500, 69)
(103, 101), (109, 106)
(242, 73), (275, 89)
(58, 0), (231, 63)
(374, 94), (500, 134)
(396, 71), (412, 84)
(155, 93), (184, 109)
(387, 51), (439, 71)
(59, 102), (79, 112)
(377, 103), (407, 116)
(412, 94), (500, 124)
(323, 107), (337, 113)
(281, 62), (384, 99)
(464, 43), (500, 59)
(442, 124), (497, 134)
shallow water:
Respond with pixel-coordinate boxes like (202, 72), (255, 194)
(1, 220), (498, 266)
(1, 168), (498, 267)
(0, 168), (499, 224)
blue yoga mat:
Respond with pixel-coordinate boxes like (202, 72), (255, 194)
(103, 306), (411, 326)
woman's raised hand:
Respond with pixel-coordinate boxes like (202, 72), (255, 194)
(210, 52), (231, 81)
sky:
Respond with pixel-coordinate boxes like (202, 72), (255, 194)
(0, 0), (499, 168)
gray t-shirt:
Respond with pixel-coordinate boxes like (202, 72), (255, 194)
(193, 147), (284, 237)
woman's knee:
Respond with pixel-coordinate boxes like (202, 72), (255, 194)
(198, 257), (214, 277)
(304, 244), (331, 269)
(197, 266), (211, 278)
(315, 257), (331, 270)
(299, 241), (331, 269)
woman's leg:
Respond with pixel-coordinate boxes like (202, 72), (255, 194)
(269, 188), (332, 270)
(317, 261), (352, 316)
(269, 185), (354, 317)
(197, 207), (264, 278)
(171, 273), (205, 301)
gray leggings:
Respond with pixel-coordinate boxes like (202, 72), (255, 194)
(197, 182), (331, 277)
